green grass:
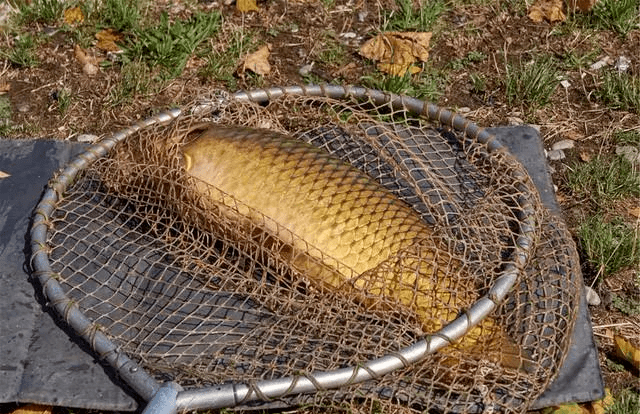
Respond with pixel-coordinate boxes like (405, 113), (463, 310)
(0, 96), (12, 136)
(199, 27), (257, 89)
(55, 88), (72, 114)
(561, 48), (601, 71)
(124, 11), (221, 80)
(316, 31), (347, 67)
(450, 50), (486, 70)
(505, 57), (560, 109)
(614, 130), (640, 146)
(15, 0), (65, 25)
(610, 292), (640, 316)
(108, 59), (154, 106)
(578, 215), (640, 277)
(598, 71), (640, 113)
(590, 0), (640, 37)
(568, 155), (640, 207)
(1, 33), (39, 67)
(469, 73), (486, 93)
(382, 0), (449, 32)
(361, 67), (446, 102)
(100, 0), (145, 33)
(607, 389), (640, 414)
(321, 0), (336, 8)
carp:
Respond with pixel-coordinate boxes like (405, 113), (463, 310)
(180, 124), (530, 370)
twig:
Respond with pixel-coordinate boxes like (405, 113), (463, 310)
(592, 322), (633, 329)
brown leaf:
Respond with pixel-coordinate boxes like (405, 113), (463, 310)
(95, 29), (123, 52)
(528, 0), (566, 23)
(359, 32), (432, 76)
(568, 0), (598, 12)
(63, 6), (84, 25)
(74, 45), (101, 65)
(629, 207), (640, 218)
(239, 44), (271, 76)
(74, 45), (101, 75)
(237, 0), (259, 12)
(11, 404), (52, 414)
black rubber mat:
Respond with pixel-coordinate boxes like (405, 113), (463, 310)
(0, 126), (604, 410)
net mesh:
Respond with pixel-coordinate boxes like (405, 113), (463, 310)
(45, 90), (581, 413)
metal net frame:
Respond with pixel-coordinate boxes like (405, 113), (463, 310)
(29, 85), (581, 414)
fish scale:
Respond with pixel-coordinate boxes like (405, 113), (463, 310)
(181, 125), (426, 277)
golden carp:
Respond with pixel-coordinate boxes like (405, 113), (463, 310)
(180, 124), (529, 370)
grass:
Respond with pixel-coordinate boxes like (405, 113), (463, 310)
(450, 50), (486, 71)
(598, 71), (640, 113)
(315, 31), (347, 67)
(578, 215), (640, 278)
(100, 0), (144, 33)
(55, 88), (71, 114)
(0, 96), (11, 136)
(569, 152), (640, 278)
(2, 33), (39, 67)
(469, 73), (486, 93)
(590, 0), (640, 37)
(567, 155), (640, 207)
(505, 57), (560, 109)
(614, 130), (640, 146)
(124, 11), (221, 80)
(607, 389), (640, 414)
(382, 0), (449, 32)
(14, 0), (65, 25)
(361, 66), (446, 102)
(561, 48), (601, 71)
(108, 60), (154, 106)
(610, 292), (640, 316)
(199, 27), (258, 89)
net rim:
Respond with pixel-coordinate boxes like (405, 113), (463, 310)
(29, 84), (539, 410)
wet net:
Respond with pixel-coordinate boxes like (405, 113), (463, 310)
(36, 86), (581, 413)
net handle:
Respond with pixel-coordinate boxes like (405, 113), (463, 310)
(29, 85), (538, 413)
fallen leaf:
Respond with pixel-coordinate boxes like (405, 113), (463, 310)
(568, 0), (598, 12)
(95, 29), (122, 52)
(237, 0), (259, 12)
(10, 404), (52, 414)
(238, 44), (271, 76)
(629, 207), (640, 218)
(74, 44), (99, 65)
(0, 170), (10, 179)
(614, 334), (640, 371)
(74, 45), (101, 75)
(590, 388), (614, 414)
(359, 31), (432, 76)
(528, 0), (566, 23)
(0, 81), (10, 94)
(63, 6), (84, 25)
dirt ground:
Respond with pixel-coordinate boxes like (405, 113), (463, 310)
(1, 0), (639, 411)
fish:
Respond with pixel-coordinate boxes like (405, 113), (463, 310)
(180, 124), (531, 370)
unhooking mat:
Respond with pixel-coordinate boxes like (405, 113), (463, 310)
(0, 126), (603, 411)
